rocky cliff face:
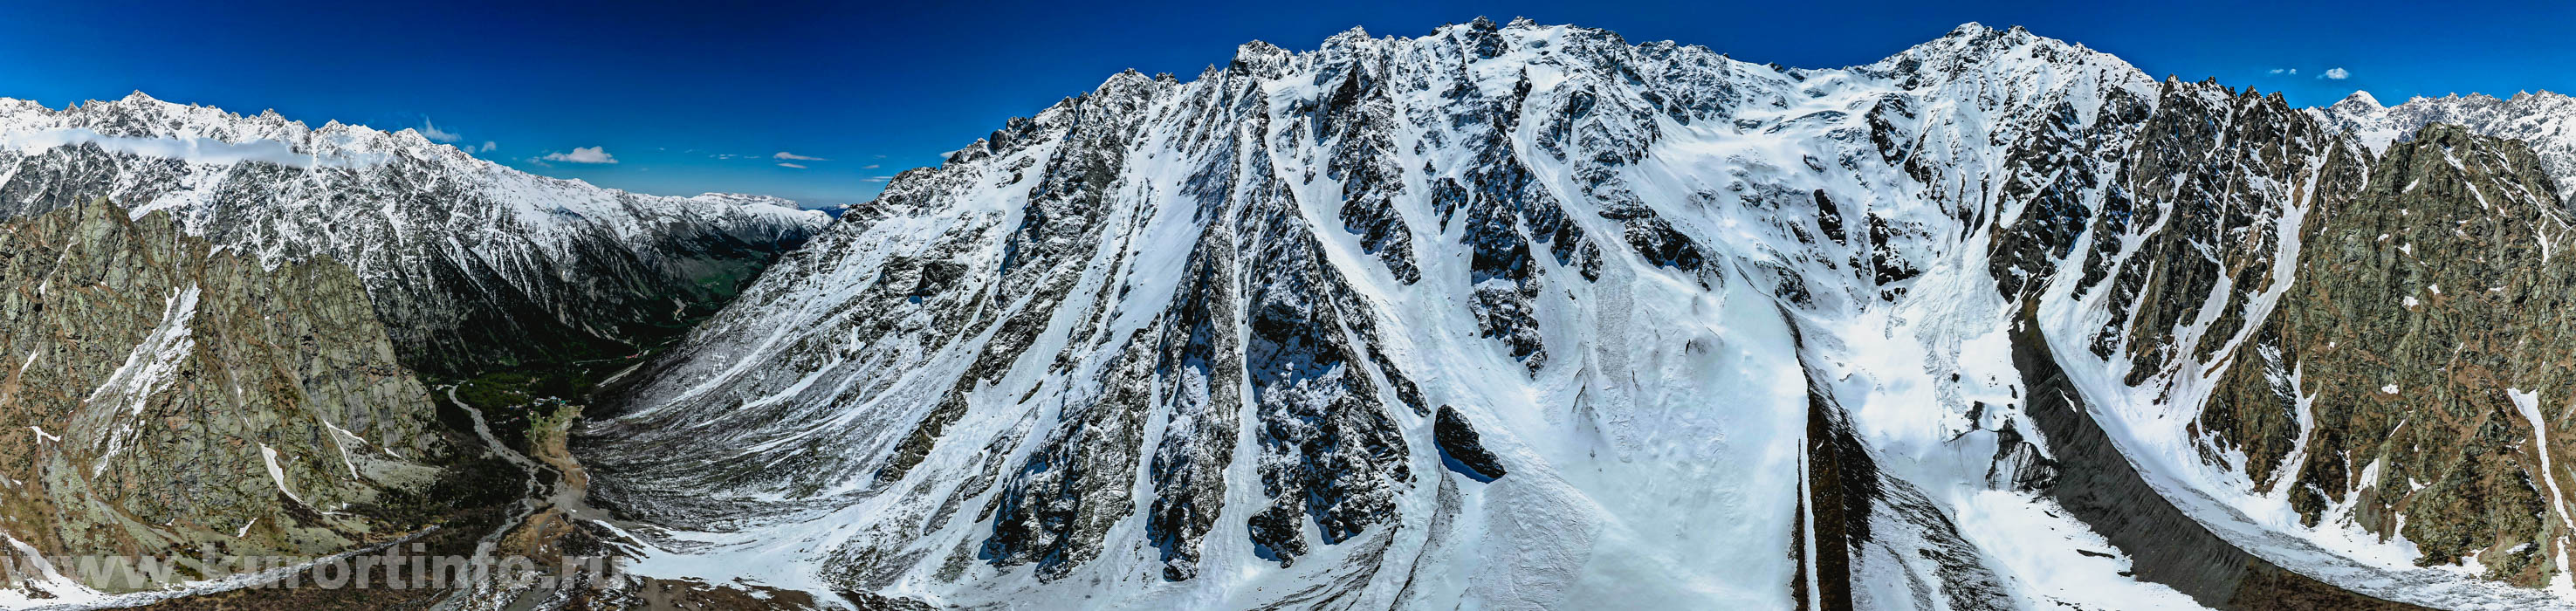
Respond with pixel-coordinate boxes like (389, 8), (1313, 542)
(2201, 123), (2575, 584)
(0, 93), (831, 376)
(0, 201), (464, 600)
(573, 20), (2576, 611)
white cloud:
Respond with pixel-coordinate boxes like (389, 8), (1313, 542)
(540, 146), (618, 164)
(774, 151), (828, 161)
(2268, 68), (2298, 75)
(777, 162), (807, 168)
(420, 120), (462, 142)
(862, 175), (894, 183)
(862, 163), (880, 169)
(2321, 67), (2350, 79)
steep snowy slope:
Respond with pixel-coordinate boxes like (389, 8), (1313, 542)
(0, 93), (830, 375)
(579, 20), (2576, 610)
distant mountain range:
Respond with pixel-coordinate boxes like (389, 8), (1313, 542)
(2320, 88), (2576, 201)
(0, 92), (829, 375)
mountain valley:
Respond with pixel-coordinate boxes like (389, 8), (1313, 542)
(8, 17), (2576, 611)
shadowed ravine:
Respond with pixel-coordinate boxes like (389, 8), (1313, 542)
(2006, 303), (2426, 610)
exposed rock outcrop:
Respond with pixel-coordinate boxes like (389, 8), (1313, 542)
(2203, 123), (2575, 584)
(1432, 405), (1507, 481)
(0, 201), (464, 594)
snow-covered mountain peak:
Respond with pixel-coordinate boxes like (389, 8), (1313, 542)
(560, 18), (2576, 610)
(570, 17), (2459, 609)
(1322, 24), (1375, 45)
(1929, 21), (2047, 47)
(1877, 21), (2128, 78)
(1231, 38), (1292, 68)
(2333, 89), (2384, 111)
(1947, 20), (1999, 36)
(1096, 66), (1167, 93)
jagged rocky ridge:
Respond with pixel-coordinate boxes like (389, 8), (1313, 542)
(2320, 90), (2576, 202)
(0, 202), (464, 604)
(0, 93), (831, 376)
(580, 19), (2576, 609)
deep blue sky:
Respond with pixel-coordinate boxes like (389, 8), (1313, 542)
(0, 1), (2566, 205)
